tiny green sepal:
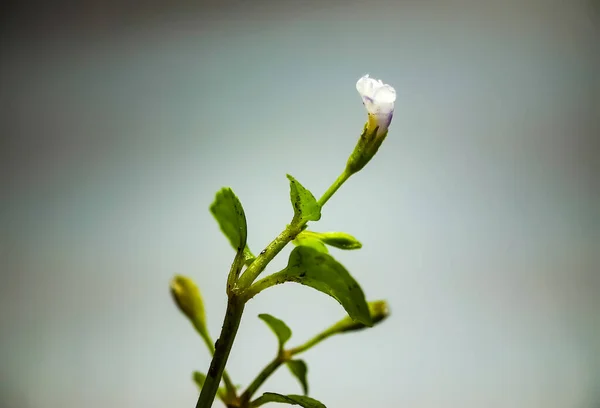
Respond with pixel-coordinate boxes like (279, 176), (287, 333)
(258, 313), (292, 351)
(346, 124), (388, 175)
(251, 392), (326, 408)
(170, 275), (207, 332)
(287, 359), (309, 395)
(286, 175), (321, 224)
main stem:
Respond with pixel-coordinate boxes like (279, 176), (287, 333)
(194, 324), (237, 400)
(195, 296), (244, 408)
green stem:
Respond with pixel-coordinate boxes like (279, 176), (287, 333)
(194, 324), (237, 400)
(239, 321), (355, 403)
(317, 170), (351, 207)
(240, 354), (285, 405)
(240, 269), (287, 302)
(237, 224), (303, 290)
(287, 328), (337, 356)
(195, 296), (245, 408)
(238, 170), (352, 291)
(248, 395), (270, 408)
(196, 168), (354, 408)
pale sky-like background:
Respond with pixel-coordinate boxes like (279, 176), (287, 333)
(1, 1), (599, 407)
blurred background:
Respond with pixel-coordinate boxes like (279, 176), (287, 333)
(1, 0), (598, 407)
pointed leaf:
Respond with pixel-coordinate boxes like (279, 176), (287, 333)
(292, 235), (328, 254)
(286, 359), (308, 395)
(286, 175), (321, 223)
(210, 188), (254, 260)
(258, 313), (292, 350)
(269, 246), (372, 326)
(252, 392), (326, 408)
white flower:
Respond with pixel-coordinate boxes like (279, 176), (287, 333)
(356, 74), (396, 135)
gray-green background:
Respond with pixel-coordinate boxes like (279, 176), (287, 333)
(1, 0), (598, 407)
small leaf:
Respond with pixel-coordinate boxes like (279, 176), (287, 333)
(252, 392), (326, 408)
(271, 246), (372, 326)
(287, 359), (308, 395)
(286, 175), (321, 223)
(210, 188), (254, 259)
(292, 235), (328, 254)
(258, 313), (292, 350)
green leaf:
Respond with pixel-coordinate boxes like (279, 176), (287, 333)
(286, 175), (321, 223)
(271, 246), (372, 326)
(286, 359), (308, 395)
(252, 392), (326, 408)
(292, 235), (329, 254)
(210, 188), (254, 260)
(258, 313), (292, 350)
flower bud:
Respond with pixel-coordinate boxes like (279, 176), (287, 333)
(170, 275), (207, 332)
(296, 230), (362, 250)
(347, 74), (396, 174)
(313, 231), (362, 250)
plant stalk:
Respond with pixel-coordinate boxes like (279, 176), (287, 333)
(240, 354), (285, 406)
(194, 323), (237, 400)
(195, 296), (245, 408)
(195, 169), (354, 408)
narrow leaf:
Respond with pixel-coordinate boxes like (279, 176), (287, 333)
(269, 246), (372, 326)
(287, 359), (309, 395)
(286, 175), (321, 223)
(258, 313), (292, 350)
(210, 188), (254, 259)
(252, 392), (326, 408)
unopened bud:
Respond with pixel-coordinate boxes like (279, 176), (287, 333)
(295, 231), (362, 251)
(170, 275), (207, 331)
(314, 231), (362, 250)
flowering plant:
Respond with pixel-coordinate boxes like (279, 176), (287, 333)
(171, 74), (397, 408)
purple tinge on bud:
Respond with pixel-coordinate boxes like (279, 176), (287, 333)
(356, 74), (396, 135)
